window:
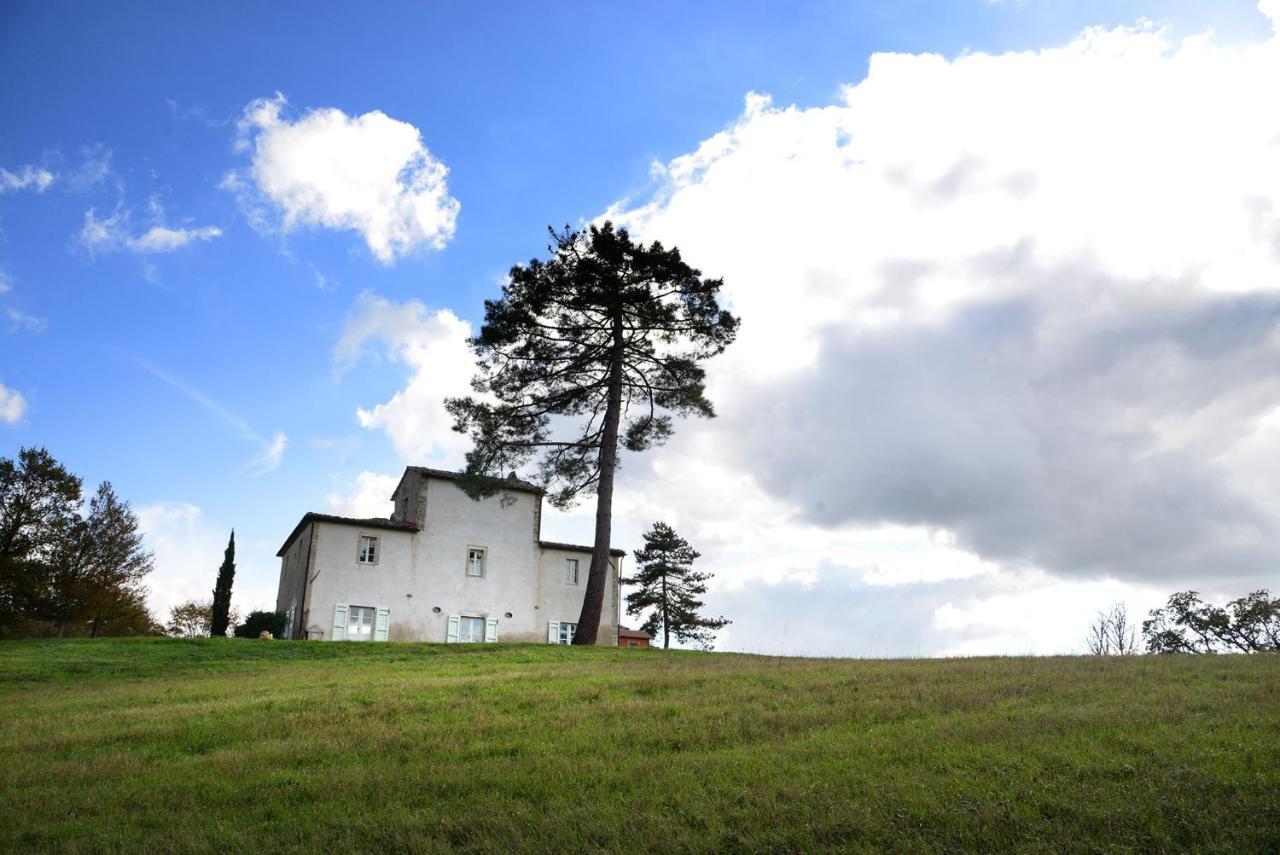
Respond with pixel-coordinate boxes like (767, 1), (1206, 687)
(558, 622), (577, 645)
(627, 640), (639, 648)
(348, 606), (376, 641)
(564, 558), (579, 585)
(459, 616), (486, 643)
(357, 535), (378, 565)
(466, 547), (486, 577)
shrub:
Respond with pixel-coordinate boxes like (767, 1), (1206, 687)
(233, 610), (287, 639)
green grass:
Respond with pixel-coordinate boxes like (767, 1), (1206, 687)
(1, 639), (1277, 853)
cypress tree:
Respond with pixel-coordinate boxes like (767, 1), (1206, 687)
(210, 530), (235, 637)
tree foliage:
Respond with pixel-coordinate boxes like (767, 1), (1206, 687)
(622, 521), (730, 650)
(1143, 590), (1280, 653)
(234, 610), (287, 639)
(167, 597), (241, 638)
(446, 222), (737, 643)
(0, 447), (156, 638)
(210, 530), (236, 637)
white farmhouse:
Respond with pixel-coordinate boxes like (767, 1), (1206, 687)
(275, 467), (623, 645)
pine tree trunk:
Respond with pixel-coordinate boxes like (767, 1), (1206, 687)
(661, 572), (669, 649)
(572, 316), (625, 645)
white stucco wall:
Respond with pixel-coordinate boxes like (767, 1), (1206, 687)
(292, 475), (620, 644)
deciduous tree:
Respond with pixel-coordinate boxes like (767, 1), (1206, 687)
(622, 521), (730, 649)
(1143, 590), (1280, 653)
(0, 448), (81, 637)
(447, 223), (737, 643)
(168, 597), (240, 638)
(1085, 602), (1139, 655)
(45, 482), (155, 637)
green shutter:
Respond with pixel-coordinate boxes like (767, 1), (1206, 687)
(485, 617), (499, 643)
(547, 620), (560, 644)
(446, 614), (460, 644)
(374, 608), (390, 642)
(332, 604), (348, 642)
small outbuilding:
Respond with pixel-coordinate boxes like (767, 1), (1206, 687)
(618, 627), (653, 649)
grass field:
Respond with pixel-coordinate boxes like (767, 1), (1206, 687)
(1, 639), (1277, 852)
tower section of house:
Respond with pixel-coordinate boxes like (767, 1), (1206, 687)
(275, 467), (623, 645)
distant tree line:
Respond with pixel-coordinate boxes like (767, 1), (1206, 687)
(1143, 590), (1279, 654)
(1087, 590), (1279, 655)
(0, 447), (156, 638)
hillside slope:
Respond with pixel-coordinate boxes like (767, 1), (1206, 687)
(1, 638), (1277, 852)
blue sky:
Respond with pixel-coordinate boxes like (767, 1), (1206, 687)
(3, 1), (1278, 653)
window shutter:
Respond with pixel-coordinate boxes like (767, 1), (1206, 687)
(446, 614), (460, 644)
(374, 608), (390, 642)
(548, 620), (560, 644)
(332, 604), (348, 642)
(485, 617), (499, 643)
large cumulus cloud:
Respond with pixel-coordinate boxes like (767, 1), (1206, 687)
(609, 6), (1280, 597)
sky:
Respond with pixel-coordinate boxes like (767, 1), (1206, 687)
(2, 0), (1279, 656)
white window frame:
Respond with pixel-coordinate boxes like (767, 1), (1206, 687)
(564, 558), (579, 585)
(557, 622), (577, 645)
(465, 546), (486, 578)
(357, 535), (379, 565)
(458, 615), (486, 643)
(347, 605), (377, 642)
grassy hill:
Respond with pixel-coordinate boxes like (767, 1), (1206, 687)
(1, 639), (1276, 852)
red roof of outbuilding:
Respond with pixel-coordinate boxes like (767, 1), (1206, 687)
(618, 627), (653, 640)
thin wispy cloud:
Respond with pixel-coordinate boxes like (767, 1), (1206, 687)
(0, 165), (55, 194)
(80, 207), (222, 256)
(137, 359), (287, 475)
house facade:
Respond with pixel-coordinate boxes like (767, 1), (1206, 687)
(275, 467), (623, 645)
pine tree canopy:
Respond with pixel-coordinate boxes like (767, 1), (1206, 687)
(623, 521), (730, 649)
(445, 221), (738, 509)
(446, 222), (737, 644)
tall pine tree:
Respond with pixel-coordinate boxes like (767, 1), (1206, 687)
(623, 521), (730, 649)
(446, 223), (737, 644)
(210, 531), (235, 638)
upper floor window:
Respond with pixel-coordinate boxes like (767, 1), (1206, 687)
(466, 547), (486, 577)
(357, 535), (379, 565)
(564, 558), (579, 585)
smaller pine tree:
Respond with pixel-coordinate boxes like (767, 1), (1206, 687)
(623, 522), (730, 649)
(209, 531), (235, 638)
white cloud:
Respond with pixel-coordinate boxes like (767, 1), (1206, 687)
(335, 292), (475, 463)
(229, 93), (460, 264)
(0, 272), (10, 295)
(0, 165), (54, 194)
(245, 431), (289, 476)
(585, 4), (1280, 653)
(6, 306), (46, 334)
(127, 224), (223, 253)
(327, 471), (400, 518)
(136, 503), (279, 620)
(80, 207), (221, 255)
(0, 383), (26, 425)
